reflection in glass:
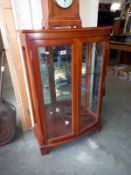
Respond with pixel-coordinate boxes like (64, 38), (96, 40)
(38, 46), (72, 139)
(80, 42), (104, 130)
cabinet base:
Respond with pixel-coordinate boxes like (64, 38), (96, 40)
(35, 122), (102, 155)
(40, 147), (49, 155)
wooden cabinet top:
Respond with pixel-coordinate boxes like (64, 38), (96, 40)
(20, 26), (112, 40)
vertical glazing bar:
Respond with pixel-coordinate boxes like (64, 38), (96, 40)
(74, 39), (82, 134)
(89, 43), (96, 109)
(46, 47), (56, 104)
(85, 43), (92, 111)
(97, 41), (108, 120)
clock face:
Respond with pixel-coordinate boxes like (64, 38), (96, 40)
(55, 0), (73, 8)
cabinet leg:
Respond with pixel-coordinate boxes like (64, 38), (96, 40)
(40, 147), (49, 155)
(96, 125), (102, 133)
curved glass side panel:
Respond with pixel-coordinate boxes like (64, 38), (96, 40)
(80, 42), (104, 130)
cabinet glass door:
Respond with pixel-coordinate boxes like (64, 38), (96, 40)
(38, 45), (72, 139)
(80, 42), (105, 131)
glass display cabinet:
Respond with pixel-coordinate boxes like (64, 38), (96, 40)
(20, 27), (111, 155)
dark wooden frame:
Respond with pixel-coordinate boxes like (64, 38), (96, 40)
(19, 27), (111, 155)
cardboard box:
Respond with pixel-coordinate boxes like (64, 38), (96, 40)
(118, 65), (131, 81)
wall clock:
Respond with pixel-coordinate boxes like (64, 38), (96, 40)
(42, 0), (81, 28)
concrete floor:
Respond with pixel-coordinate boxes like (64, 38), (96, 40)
(0, 73), (131, 175)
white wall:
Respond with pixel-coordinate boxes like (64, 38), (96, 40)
(80, 0), (99, 27)
(11, 0), (99, 29)
(11, 0), (33, 29)
(29, 0), (43, 29)
(11, 0), (42, 29)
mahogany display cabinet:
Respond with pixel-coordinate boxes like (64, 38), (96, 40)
(20, 27), (111, 155)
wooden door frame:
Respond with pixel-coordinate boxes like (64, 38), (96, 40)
(28, 39), (76, 143)
(0, 0), (32, 132)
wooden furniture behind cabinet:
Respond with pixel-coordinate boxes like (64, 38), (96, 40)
(108, 40), (131, 65)
(20, 27), (111, 155)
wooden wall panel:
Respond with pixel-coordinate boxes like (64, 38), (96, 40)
(0, 0), (32, 132)
(2, 0), (11, 8)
